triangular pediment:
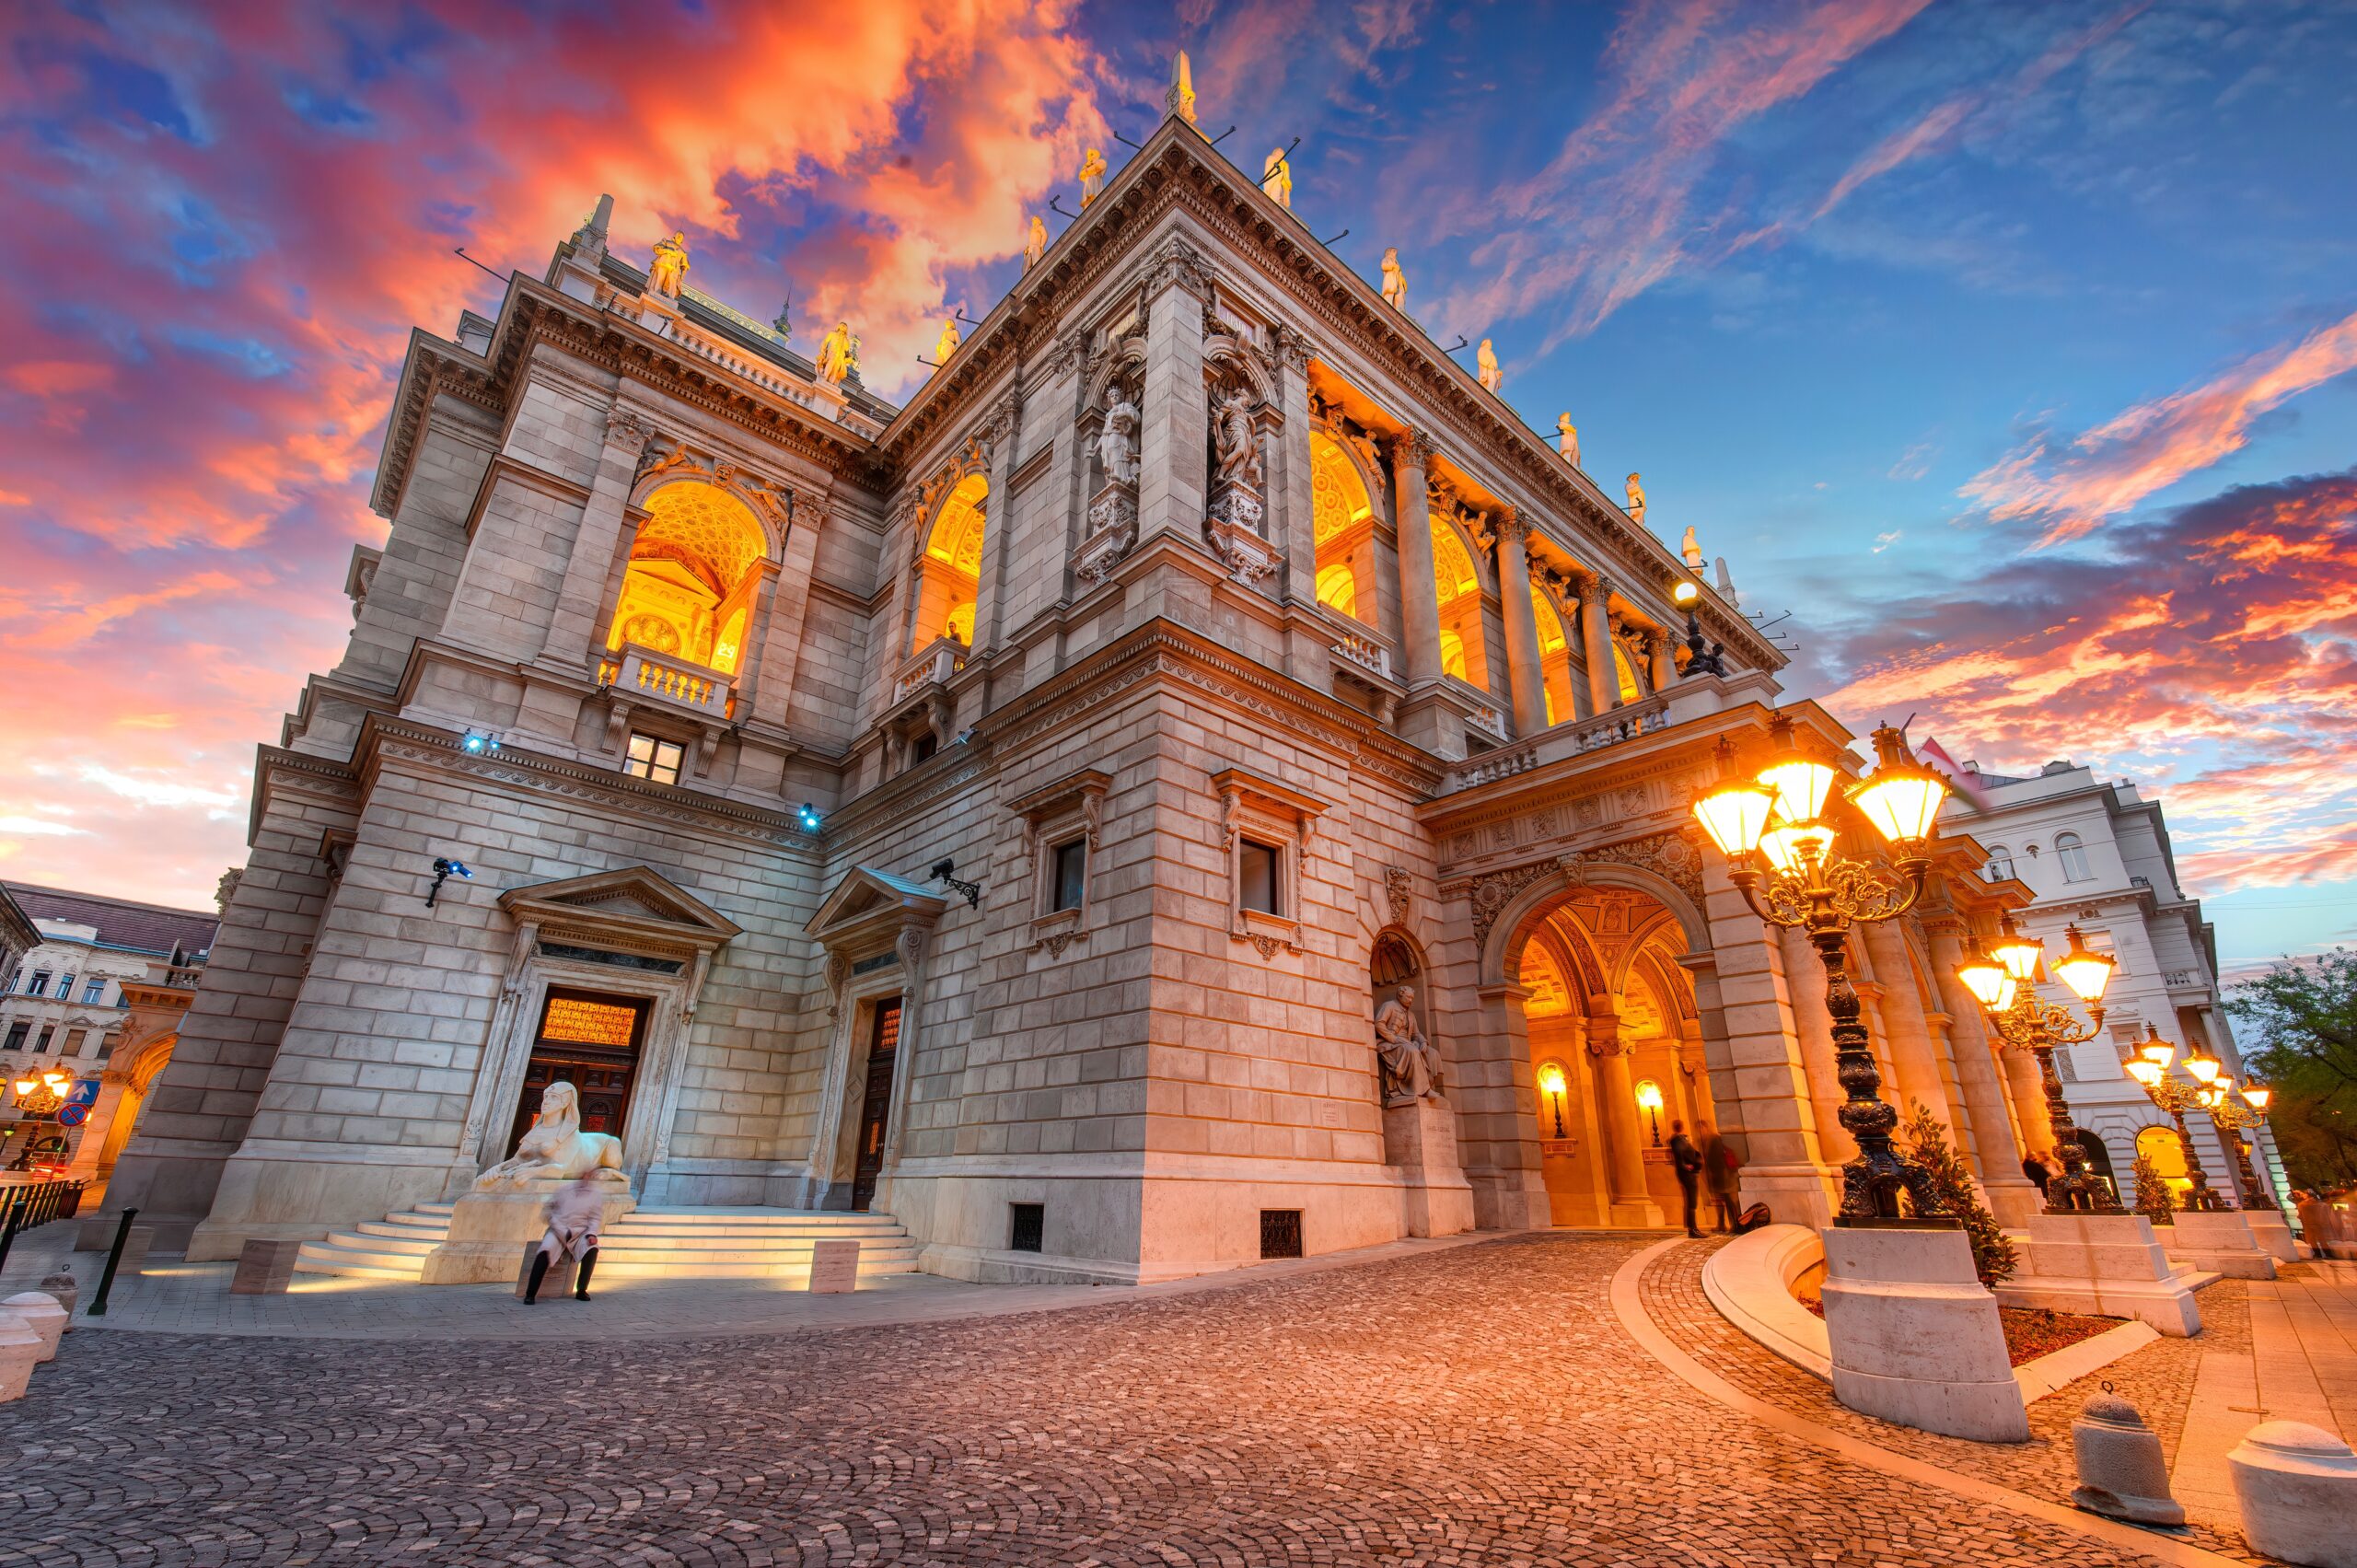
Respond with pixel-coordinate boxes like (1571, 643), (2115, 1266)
(806, 865), (946, 945)
(500, 865), (741, 946)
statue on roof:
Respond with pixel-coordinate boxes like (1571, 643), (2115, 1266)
(1681, 525), (1704, 569)
(1380, 248), (1407, 311)
(1624, 472), (1646, 527)
(1079, 148), (1108, 208)
(818, 319), (857, 386)
(1477, 338), (1503, 394)
(1167, 50), (1198, 125)
(648, 232), (690, 297)
(1024, 214), (1047, 271)
(1556, 413), (1580, 468)
(1261, 146), (1293, 209)
(935, 318), (961, 366)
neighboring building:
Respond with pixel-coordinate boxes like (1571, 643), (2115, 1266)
(1943, 761), (2283, 1205)
(1, 882), (218, 1178)
(0, 889), (37, 1006)
(104, 96), (2059, 1275)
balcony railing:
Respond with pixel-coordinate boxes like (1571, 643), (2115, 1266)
(607, 643), (733, 720)
(894, 637), (969, 704)
(1331, 629), (1395, 681)
(1442, 676), (1508, 740)
(1567, 692), (1669, 754)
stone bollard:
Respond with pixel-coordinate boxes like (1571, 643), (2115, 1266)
(41, 1272), (77, 1324)
(2231, 1421), (2357, 1567)
(2070, 1394), (2185, 1525)
(1, 1293), (67, 1363)
(0, 1308), (41, 1401)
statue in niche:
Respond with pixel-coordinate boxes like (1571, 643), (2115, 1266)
(935, 318), (961, 365)
(476, 1080), (629, 1191)
(1212, 389), (1263, 493)
(1261, 146), (1293, 209)
(818, 319), (858, 386)
(1556, 413), (1580, 468)
(1682, 525), (1704, 568)
(1477, 338), (1503, 394)
(1079, 147), (1108, 208)
(1380, 247), (1407, 311)
(1097, 393), (1141, 486)
(1024, 215), (1048, 271)
(648, 232), (690, 297)
(1624, 471), (1646, 526)
(1376, 987), (1445, 1106)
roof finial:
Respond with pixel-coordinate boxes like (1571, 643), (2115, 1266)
(1166, 49), (1197, 125)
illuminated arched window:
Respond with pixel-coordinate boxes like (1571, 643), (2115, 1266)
(2136, 1124), (2189, 1200)
(1532, 585), (1580, 726)
(911, 472), (988, 653)
(1432, 513), (1488, 688)
(1310, 432), (1377, 626)
(1612, 639), (1643, 703)
(605, 482), (769, 675)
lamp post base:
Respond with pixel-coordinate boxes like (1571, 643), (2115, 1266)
(1821, 1224), (2028, 1442)
(2156, 1209), (2278, 1281)
(1995, 1212), (2201, 1336)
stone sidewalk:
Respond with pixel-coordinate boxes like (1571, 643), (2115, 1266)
(2172, 1260), (2357, 1525)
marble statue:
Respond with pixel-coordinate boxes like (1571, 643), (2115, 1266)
(1376, 987), (1444, 1105)
(818, 319), (857, 386)
(648, 232), (690, 297)
(1557, 413), (1580, 467)
(1097, 394), (1141, 486)
(1625, 471), (1646, 526)
(935, 318), (961, 365)
(1024, 215), (1047, 271)
(474, 1080), (627, 1191)
(1681, 525), (1704, 569)
(1079, 148), (1108, 208)
(1380, 247), (1407, 311)
(1212, 389), (1263, 492)
(1477, 338), (1503, 393)
(1261, 147), (1293, 209)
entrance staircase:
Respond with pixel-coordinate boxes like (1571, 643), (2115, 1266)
(291, 1204), (920, 1284)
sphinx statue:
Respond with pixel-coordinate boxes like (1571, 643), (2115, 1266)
(648, 232), (690, 297)
(474, 1080), (628, 1192)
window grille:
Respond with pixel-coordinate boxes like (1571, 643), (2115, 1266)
(1009, 1202), (1044, 1253)
(1260, 1208), (1304, 1259)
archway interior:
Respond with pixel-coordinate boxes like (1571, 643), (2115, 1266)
(606, 482), (769, 674)
(911, 472), (988, 651)
(1509, 885), (1707, 1226)
(1311, 432), (1377, 624)
(1433, 513), (1489, 687)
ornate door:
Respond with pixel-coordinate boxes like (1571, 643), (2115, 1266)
(505, 990), (646, 1158)
(850, 998), (902, 1212)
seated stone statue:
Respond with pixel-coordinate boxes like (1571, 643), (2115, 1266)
(475, 1079), (628, 1192)
(1376, 986), (1444, 1107)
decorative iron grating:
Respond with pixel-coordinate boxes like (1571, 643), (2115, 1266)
(1009, 1202), (1045, 1253)
(1259, 1208), (1304, 1260)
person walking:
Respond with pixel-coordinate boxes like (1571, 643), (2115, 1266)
(524, 1173), (605, 1305)
(1666, 1121), (1705, 1237)
(2021, 1152), (2052, 1196)
(1698, 1122), (1742, 1233)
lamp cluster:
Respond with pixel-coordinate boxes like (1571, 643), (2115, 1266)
(10, 1068), (73, 1117)
(1953, 917), (2119, 1214)
(2125, 1025), (2271, 1212)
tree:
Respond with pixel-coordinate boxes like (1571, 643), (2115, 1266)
(2225, 947), (2357, 1191)
(2132, 1151), (2177, 1226)
(1902, 1100), (2018, 1287)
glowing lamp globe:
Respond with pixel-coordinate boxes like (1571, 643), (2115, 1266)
(1672, 580), (1700, 608)
(1990, 922), (2045, 984)
(1850, 763), (1948, 844)
(1537, 1062), (1568, 1098)
(1759, 822), (1835, 876)
(2242, 1083), (2272, 1111)
(2184, 1046), (2223, 1086)
(1692, 779), (1774, 858)
(2125, 1057), (2163, 1087)
(9, 1077), (31, 1096)
(1759, 756), (1838, 827)
(2137, 1028), (2175, 1070)
(1955, 943), (2011, 1009)
(1991, 973), (2020, 1013)
(2050, 923), (2117, 1005)
(1635, 1079), (1665, 1111)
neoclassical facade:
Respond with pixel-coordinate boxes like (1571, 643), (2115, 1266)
(106, 109), (2066, 1280)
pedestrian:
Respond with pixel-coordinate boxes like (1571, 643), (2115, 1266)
(1698, 1121), (1743, 1233)
(524, 1173), (604, 1305)
(1666, 1120), (1704, 1237)
(2021, 1151), (2051, 1195)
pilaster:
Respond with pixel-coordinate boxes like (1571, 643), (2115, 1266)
(1136, 242), (1210, 552)
(540, 406), (656, 672)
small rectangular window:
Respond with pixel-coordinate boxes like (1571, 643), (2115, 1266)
(911, 731), (939, 763)
(1260, 1208), (1304, 1260)
(32, 1027), (52, 1055)
(2, 1023), (26, 1053)
(1051, 839), (1087, 912)
(96, 1032), (117, 1063)
(27, 970), (49, 996)
(81, 979), (105, 1005)
(63, 1028), (87, 1057)
(623, 733), (684, 785)
(1238, 840), (1282, 915)
(54, 973), (75, 1000)
(1009, 1202), (1044, 1253)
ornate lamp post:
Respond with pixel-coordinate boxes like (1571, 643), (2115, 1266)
(2123, 1026), (2229, 1213)
(1689, 714), (1952, 1223)
(1537, 1061), (1569, 1139)
(1635, 1079), (1665, 1145)
(1955, 919), (2120, 1213)
(1671, 581), (1727, 678)
(2200, 1077), (2274, 1209)
(8, 1069), (70, 1119)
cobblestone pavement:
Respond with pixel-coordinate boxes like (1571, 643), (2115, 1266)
(2, 1232), (2203, 1568)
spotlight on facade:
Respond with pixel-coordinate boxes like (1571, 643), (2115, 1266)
(798, 803), (822, 832)
(460, 731), (502, 754)
(426, 855), (473, 909)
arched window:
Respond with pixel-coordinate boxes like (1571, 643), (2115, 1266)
(911, 472), (988, 653)
(1611, 638), (1643, 703)
(2056, 831), (2093, 882)
(1531, 585), (1580, 726)
(605, 482), (769, 676)
(1983, 845), (2014, 882)
(1310, 432), (1377, 626)
(1432, 513), (1488, 688)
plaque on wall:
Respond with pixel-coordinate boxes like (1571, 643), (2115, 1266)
(1539, 1138), (1578, 1158)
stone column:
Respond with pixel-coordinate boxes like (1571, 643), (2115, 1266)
(1859, 920), (1958, 1133)
(1135, 239), (1210, 551)
(1469, 981), (1554, 1231)
(1926, 922), (2040, 1225)
(971, 391), (1023, 659)
(1271, 327), (1324, 681)
(1647, 628), (1675, 691)
(726, 559), (783, 718)
(541, 407), (656, 669)
(1780, 924), (1853, 1167)
(1578, 572), (1619, 714)
(64, 1078), (132, 1185)
(1494, 509), (1549, 736)
(1389, 429), (1442, 688)
(1695, 866), (1835, 1230)
(1588, 1013), (1663, 1224)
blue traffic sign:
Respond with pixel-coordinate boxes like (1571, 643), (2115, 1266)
(57, 1103), (89, 1127)
(66, 1078), (101, 1108)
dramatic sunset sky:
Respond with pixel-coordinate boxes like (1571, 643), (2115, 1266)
(3, 1), (2352, 966)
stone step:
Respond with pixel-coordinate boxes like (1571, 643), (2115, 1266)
(296, 1241), (434, 1276)
(337, 1227), (444, 1253)
(609, 1222), (908, 1239)
(617, 1209), (901, 1226)
(355, 1220), (453, 1242)
(596, 1243), (923, 1265)
(379, 1211), (451, 1229)
(290, 1205), (911, 1282)
(598, 1257), (918, 1280)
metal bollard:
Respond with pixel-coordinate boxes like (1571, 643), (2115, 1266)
(86, 1208), (139, 1318)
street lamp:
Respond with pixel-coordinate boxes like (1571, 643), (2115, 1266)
(1537, 1061), (1569, 1139)
(1671, 580), (1726, 678)
(1690, 714), (1951, 1222)
(2201, 1075), (2273, 1208)
(1635, 1078), (1665, 1146)
(9, 1069), (72, 1118)
(2122, 1025), (2229, 1213)
(1956, 919), (2120, 1213)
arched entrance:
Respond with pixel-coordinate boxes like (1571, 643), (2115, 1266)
(605, 480), (772, 677)
(1498, 874), (1711, 1227)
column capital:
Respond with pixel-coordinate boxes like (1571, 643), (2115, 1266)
(1271, 322), (1313, 374)
(1582, 570), (1612, 607)
(1494, 504), (1527, 551)
(1390, 426), (1434, 468)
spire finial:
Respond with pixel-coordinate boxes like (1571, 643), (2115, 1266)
(1166, 50), (1197, 125)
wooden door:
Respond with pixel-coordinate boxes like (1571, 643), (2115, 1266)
(505, 990), (647, 1158)
(851, 998), (902, 1212)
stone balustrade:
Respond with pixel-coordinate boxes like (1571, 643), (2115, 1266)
(1331, 628), (1394, 680)
(613, 642), (733, 720)
(894, 637), (970, 703)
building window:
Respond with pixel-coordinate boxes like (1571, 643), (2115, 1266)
(624, 733), (684, 785)
(911, 730), (939, 764)
(63, 1028), (87, 1057)
(81, 978), (106, 1005)
(54, 973), (75, 1000)
(1983, 845), (2014, 881)
(3, 1023), (25, 1053)
(1010, 768), (1111, 956)
(96, 1032), (118, 1063)
(1009, 1202), (1044, 1253)
(1238, 841), (1282, 915)
(1215, 767), (1327, 958)
(1260, 1208), (1305, 1260)
(31, 1027), (52, 1054)
(2056, 831), (2093, 882)
(1051, 840), (1087, 913)
(26, 970), (48, 996)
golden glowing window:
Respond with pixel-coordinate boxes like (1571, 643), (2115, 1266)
(1613, 641), (1643, 703)
(540, 996), (639, 1049)
(1433, 514), (1487, 689)
(603, 482), (769, 676)
(1316, 563), (1358, 618)
(1310, 432), (1376, 625)
(911, 472), (988, 653)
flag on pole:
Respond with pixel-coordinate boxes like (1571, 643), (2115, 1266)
(1920, 737), (1993, 813)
